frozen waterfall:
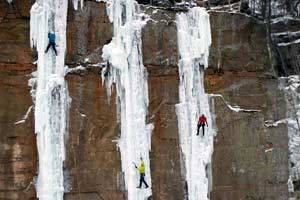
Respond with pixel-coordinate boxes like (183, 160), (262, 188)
(101, 0), (153, 199)
(30, 0), (70, 199)
(279, 76), (300, 192)
(176, 7), (215, 200)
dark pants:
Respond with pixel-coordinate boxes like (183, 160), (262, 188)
(45, 42), (57, 55)
(138, 173), (149, 188)
(197, 123), (205, 136)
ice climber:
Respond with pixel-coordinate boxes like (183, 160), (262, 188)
(45, 32), (58, 55)
(134, 157), (149, 189)
(197, 114), (208, 136)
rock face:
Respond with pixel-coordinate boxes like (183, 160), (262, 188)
(66, 1), (112, 64)
(0, 1), (293, 200)
(0, 63), (36, 200)
(147, 66), (185, 200)
(209, 11), (272, 73)
(206, 71), (289, 199)
(64, 72), (125, 200)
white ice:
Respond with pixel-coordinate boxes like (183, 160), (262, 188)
(211, 94), (261, 113)
(176, 7), (216, 200)
(14, 105), (33, 125)
(101, 0), (153, 199)
(72, 0), (84, 10)
(30, 0), (70, 199)
(280, 76), (300, 189)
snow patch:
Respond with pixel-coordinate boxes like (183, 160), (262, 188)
(211, 94), (261, 113)
(65, 65), (86, 75)
(278, 38), (300, 47)
(14, 106), (33, 125)
(264, 119), (287, 127)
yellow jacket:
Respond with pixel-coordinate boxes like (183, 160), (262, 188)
(138, 160), (145, 174)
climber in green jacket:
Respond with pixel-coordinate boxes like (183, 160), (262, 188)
(134, 157), (149, 189)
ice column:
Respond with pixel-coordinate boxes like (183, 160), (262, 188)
(30, 0), (70, 199)
(279, 76), (300, 192)
(101, 0), (153, 199)
(72, 0), (84, 10)
(176, 7), (215, 200)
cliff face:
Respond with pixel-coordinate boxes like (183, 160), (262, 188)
(0, 1), (294, 199)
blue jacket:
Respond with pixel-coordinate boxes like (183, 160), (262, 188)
(48, 33), (56, 43)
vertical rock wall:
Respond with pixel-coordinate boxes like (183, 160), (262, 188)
(0, 1), (293, 199)
(0, 64), (36, 200)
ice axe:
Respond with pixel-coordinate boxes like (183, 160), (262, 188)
(132, 162), (138, 169)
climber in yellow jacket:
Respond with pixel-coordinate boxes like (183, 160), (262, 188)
(134, 157), (149, 189)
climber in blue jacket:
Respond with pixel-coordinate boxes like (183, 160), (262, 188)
(45, 32), (58, 56)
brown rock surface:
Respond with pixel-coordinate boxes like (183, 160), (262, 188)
(0, 64), (36, 200)
(148, 66), (185, 200)
(66, 1), (113, 64)
(206, 71), (288, 200)
(64, 72), (125, 199)
(0, 2), (292, 200)
(208, 11), (272, 72)
(142, 7), (178, 68)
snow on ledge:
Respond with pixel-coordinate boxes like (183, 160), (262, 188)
(65, 65), (87, 75)
(211, 94), (261, 113)
(14, 105), (33, 125)
(264, 119), (287, 127)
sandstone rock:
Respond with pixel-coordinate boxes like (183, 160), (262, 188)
(142, 6), (178, 68)
(148, 69), (185, 200)
(0, 1), (293, 200)
(0, 64), (36, 200)
(209, 11), (272, 73)
(64, 72), (125, 199)
(206, 71), (288, 200)
(66, 1), (113, 64)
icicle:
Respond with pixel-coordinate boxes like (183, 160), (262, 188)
(176, 7), (215, 200)
(101, 0), (153, 199)
(30, 0), (70, 199)
(72, 0), (84, 10)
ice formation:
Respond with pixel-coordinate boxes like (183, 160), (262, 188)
(30, 0), (70, 199)
(101, 0), (153, 199)
(72, 0), (84, 10)
(176, 7), (215, 200)
(280, 76), (300, 190)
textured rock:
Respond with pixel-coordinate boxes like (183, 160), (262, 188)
(209, 11), (272, 73)
(148, 66), (185, 200)
(0, 18), (32, 64)
(66, 1), (113, 64)
(0, 0), (31, 20)
(0, 64), (36, 200)
(206, 71), (288, 200)
(0, 1), (294, 200)
(64, 72), (125, 199)
(142, 7), (178, 68)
